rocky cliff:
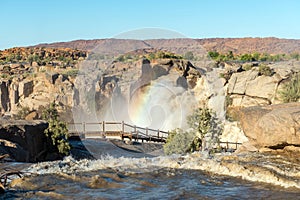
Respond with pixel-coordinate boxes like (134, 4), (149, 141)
(0, 70), (76, 121)
(0, 47), (87, 121)
(0, 120), (61, 162)
(223, 60), (300, 108)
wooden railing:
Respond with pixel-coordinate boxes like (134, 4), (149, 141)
(219, 141), (242, 151)
(68, 121), (169, 143)
(68, 121), (243, 149)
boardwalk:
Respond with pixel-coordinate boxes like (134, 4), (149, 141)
(68, 121), (169, 143)
(68, 121), (242, 151)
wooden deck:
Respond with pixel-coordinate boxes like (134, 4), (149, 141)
(68, 121), (168, 143)
(68, 121), (242, 150)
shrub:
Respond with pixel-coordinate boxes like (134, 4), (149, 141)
(27, 55), (34, 66)
(147, 53), (156, 61)
(15, 107), (31, 119)
(225, 95), (233, 108)
(0, 74), (8, 79)
(163, 129), (196, 155)
(219, 70), (233, 82)
(42, 102), (70, 155)
(290, 52), (300, 60)
(208, 51), (220, 60)
(239, 54), (254, 62)
(164, 107), (220, 155)
(156, 51), (183, 59)
(63, 69), (79, 78)
(258, 64), (273, 76)
(242, 64), (252, 71)
(184, 51), (195, 60)
(225, 107), (240, 122)
(279, 74), (300, 103)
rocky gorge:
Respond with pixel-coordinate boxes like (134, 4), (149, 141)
(0, 39), (300, 197)
(0, 39), (300, 162)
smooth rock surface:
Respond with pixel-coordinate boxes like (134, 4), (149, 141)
(237, 103), (300, 148)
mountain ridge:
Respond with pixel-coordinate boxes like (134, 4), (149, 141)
(32, 37), (300, 55)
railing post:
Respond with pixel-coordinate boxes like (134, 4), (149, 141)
(82, 122), (86, 139)
(122, 121), (124, 134)
(226, 141), (229, 151)
(146, 127), (149, 142)
(157, 129), (160, 140)
(102, 121), (105, 133)
(134, 125), (138, 141)
(235, 142), (238, 150)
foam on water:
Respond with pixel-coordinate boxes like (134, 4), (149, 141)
(26, 152), (300, 189)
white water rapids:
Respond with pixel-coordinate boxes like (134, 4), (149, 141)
(26, 151), (300, 189)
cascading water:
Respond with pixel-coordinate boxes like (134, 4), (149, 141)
(201, 67), (227, 150)
(72, 29), (229, 152)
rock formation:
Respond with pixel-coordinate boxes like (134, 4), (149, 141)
(1, 42), (300, 156)
(0, 120), (61, 162)
(224, 60), (300, 107)
(236, 103), (300, 149)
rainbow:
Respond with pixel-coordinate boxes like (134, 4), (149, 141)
(127, 80), (186, 131)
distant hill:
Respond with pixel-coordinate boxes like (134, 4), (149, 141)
(34, 37), (300, 55)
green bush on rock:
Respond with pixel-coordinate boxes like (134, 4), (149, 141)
(42, 102), (70, 155)
(163, 129), (196, 155)
(279, 74), (300, 103)
(164, 107), (219, 155)
(258, 64), (273, 76)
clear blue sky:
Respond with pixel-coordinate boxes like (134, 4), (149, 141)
(1, 0), (300, 49)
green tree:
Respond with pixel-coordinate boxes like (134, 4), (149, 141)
(226, 51), (234, 60)
(239, 54), (253, 61)
(208, 51), (220, 60)
(187, 107), (212, 149)
(259, 53), (269, 61)
(42, 102), (70, 155)
(252, 52), (260, 61)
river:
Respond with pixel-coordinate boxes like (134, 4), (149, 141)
(1, 139), (300, 199)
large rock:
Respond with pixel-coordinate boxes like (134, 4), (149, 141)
(227, 70), (258, 95)
(0, 81), (10, 112)
(230, 94), (270, 107)
(237, 103), (300, 148)
(19, 80), (34, 98)
(226, 61), (300, 107)
(0, 120), (61, 162)
(245, 75), (278, 100)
